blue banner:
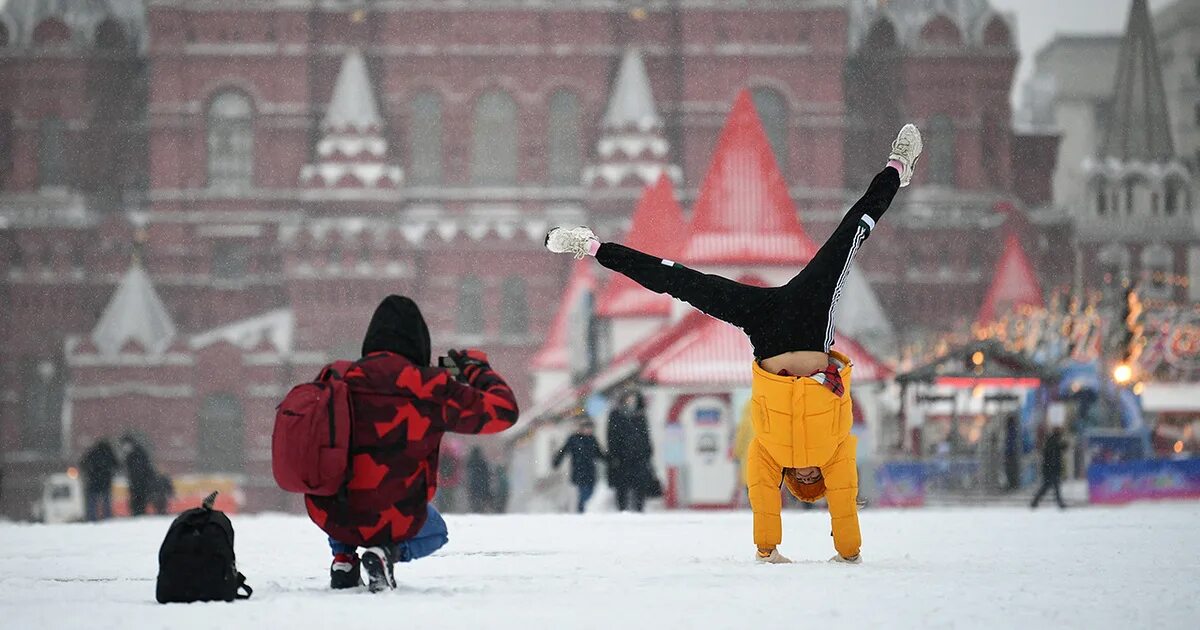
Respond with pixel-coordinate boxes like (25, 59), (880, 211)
(876, 462), (926, 507)
(1088, 458), (1200, 504)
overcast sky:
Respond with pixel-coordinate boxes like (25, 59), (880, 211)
(989, 0), (1175, 99)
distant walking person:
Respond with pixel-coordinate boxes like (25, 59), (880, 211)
(606, 391), (654, 512)
(80, 439), (119, 521)
(1031, 426), (1068, 509)
(465, 446), (493, 513)
(553, 418), (607, 513)
(119, 435), (155, 516)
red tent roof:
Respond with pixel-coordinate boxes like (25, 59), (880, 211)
(680, 89), (816, 266)
(597, 174), (686, 318)
(531, 260), (596, 371)
(977, 232), (1045, 324)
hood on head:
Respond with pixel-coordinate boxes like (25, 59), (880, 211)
(361, 295), (431, 366)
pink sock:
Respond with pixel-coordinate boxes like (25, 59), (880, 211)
(586, 239), (601, 256)
(886, 159), (904, 175)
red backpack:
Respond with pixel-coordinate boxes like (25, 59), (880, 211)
(272, 361), (355, 496)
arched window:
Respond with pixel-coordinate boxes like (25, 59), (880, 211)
(33, 18), (70, 45)
(500, 276), (529, 336)
(470, 90), (518, 186)
(94, 19), (129, 51)
(20, 356), (64, 452)
(982, 17), (1011, 48)
(981, 110), (1005, 188)
(212, 242), (249, 280)
(38, 117), (68, 188)
(919, 16), (963, 47)
(407, 91), (442, 186)
(864, 18), (898, 50)
(207, 91), (254, 189)
(1097, 244), (1131, 288)
(1141, 245), (1174, 300)
(457, 275), (485, 335)
(197, 394), (245, 472)
(927, 114), (956, 186)
(1122, 174), (1150, 215)
(547, 89), (581, 185)
(1164, 175), (1190, 216)
(1093, 177), (1109, 215)
(0, 109), (12, 190)
(752, 87), (789, 176)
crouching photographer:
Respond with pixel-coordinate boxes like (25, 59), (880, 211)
(304, 295), (520, 592)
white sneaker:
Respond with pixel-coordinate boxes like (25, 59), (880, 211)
(830, 553), (862, 565)
(545, 226), (596, 260)
(755, 548), (792, 564)
(888, 124), (923, 187)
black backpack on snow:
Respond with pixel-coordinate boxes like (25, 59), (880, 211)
(156, 491), (253, 604)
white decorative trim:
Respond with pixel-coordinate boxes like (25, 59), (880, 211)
(68, 383), (194, 400)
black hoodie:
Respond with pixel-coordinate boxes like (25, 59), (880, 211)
(361, 295), (432, 366)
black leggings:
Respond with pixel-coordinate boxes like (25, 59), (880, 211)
(595, 168), (900, 359)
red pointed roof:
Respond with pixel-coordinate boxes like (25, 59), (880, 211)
(978, 233), (1045, 324)
(597, 174), (687, 318)
(680, 89), (816, 266)
(531, 260), (596, 371)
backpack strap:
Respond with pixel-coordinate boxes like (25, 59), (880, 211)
(236, 572), (253, 600)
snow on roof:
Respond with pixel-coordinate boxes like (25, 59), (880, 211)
(639, 313), (754, 386)
(977, 232), (1044, 324)
(596, 174), (685, 318)
(602, 48), (661, 131)
(190, 309), (294, 354)
(680, 89), (816, 266)
(324, 49), (383, 132)
(531, 259), (596, 371)
(90, 263), (176, 357)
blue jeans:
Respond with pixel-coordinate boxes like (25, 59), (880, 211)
(328, 505), (449, 562)
(576, 483), (595, 513)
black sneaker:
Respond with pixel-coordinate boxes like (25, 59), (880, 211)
(330, 553), (361, 590)
(361, 546), (396, 593)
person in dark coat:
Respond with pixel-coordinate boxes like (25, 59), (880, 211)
(1004, 415), (1021, 491)
(606, 390), (654, 512)
(308, 295), (520, 592)
(465, 446), (493, 513)
(491, 465), (510, 514)
(79, 439), (119, 521)
(1031, 426), (1068, 509)
(553, 418), (607, 513)
(118, 435), (155, 517)
(149, 471), (174, 515)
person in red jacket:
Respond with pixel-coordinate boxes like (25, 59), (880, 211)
(307, 295), (520, 592)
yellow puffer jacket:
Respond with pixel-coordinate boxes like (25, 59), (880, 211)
(746, 351), (860, 558)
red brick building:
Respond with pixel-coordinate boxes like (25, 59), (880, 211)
(0, 0), (1060, 516)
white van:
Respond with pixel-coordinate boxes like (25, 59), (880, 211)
(32, 473), (85, 524)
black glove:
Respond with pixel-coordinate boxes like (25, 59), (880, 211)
(447, 349), (489, 381)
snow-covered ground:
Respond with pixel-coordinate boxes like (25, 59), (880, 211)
(2, 504), (1198, 630)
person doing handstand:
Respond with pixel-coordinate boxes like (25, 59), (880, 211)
(544, 124), (923, 564)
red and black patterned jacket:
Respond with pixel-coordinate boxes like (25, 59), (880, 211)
(306, 350), (519, 547)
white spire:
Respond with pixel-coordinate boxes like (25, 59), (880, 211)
(301, 48), (403, 189)
(602, 48), (661, 131)
(323, 49), (382, 132)
(91, 263), (176, 356)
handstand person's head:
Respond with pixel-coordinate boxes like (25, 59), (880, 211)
(791, 466), (823, 485)
(361, 295), (432, 366)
